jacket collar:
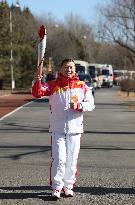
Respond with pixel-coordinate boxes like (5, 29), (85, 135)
(57, 73), (79, 87)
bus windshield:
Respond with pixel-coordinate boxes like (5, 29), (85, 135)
(75, 64), (85, 74)
(78, 74), (92, 83)
(102, 69), (109, 76)
(89, 66), (96, 78)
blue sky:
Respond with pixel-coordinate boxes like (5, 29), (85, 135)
(7, 0), (107, 24)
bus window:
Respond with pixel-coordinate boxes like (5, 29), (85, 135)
(75, 65), (85, 74)
(89, 66), (96, 78)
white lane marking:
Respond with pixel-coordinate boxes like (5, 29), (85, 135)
(0, 101), (33, 121)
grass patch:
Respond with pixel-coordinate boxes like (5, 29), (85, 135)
(118, 91), (135, 110)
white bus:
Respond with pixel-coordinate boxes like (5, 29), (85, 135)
(88, 63), (114, 88)
(74, 60), (89, 74)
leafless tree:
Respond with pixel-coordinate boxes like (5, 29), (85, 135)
(98, 0), (135, 67)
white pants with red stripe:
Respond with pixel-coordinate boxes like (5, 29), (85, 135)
(50, 133), (81, 190)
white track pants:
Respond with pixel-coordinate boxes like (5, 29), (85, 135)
(50, 133), (81, 190)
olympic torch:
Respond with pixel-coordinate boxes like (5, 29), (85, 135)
(37, 25), (47, 77)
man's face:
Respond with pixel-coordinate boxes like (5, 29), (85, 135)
(60, 62), (76, 78)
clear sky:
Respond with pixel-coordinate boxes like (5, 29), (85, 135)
(7, 0), (107, 24)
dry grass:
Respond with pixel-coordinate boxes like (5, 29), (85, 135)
(0, 89), (31, 96)
(0, 90), (11, 96)
(118, 91), (135, 110)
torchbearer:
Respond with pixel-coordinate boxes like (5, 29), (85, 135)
(32, 51), (95, 199)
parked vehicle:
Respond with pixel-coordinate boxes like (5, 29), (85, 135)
(113, 70), (135, 85)
(101, 65), (113, 87)
(88, 64), (101, 89)
(74, 60), (89, 74)
(78, 73), (95, 97)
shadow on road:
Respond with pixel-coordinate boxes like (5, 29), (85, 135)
(1, 122), (135, 135)
(0, 186), (56, 201)
(80, 145), (135, 151)
(85, 130), (135, 135)
(74, 186), (135, 195)
(0, 185), (134, 201)
(0, 145), (51, 160)
(0, 144), (135, 161)
(0, 121), (49, 133)
(95, 102), (125, 106)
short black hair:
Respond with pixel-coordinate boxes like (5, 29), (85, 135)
(60, 58), (74, 67)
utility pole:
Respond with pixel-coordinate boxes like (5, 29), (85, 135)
(10, 0), (20, 92)
(10, 8), (14, 92)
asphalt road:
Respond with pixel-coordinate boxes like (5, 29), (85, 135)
(0, 87), (135, 205)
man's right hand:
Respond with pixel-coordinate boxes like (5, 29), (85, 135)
(34, 70), (42, 81)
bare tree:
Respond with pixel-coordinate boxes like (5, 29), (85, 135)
(64, 13), (95, 61)
(98, 0), (135, 67)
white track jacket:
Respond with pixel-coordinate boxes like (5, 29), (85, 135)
(32, 74), (95, 134)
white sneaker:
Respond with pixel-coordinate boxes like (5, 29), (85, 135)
(64, 187), (73, 197)
(52, 189), (61, 199)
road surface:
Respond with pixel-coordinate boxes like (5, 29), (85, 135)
(0, 87), (135, 204)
